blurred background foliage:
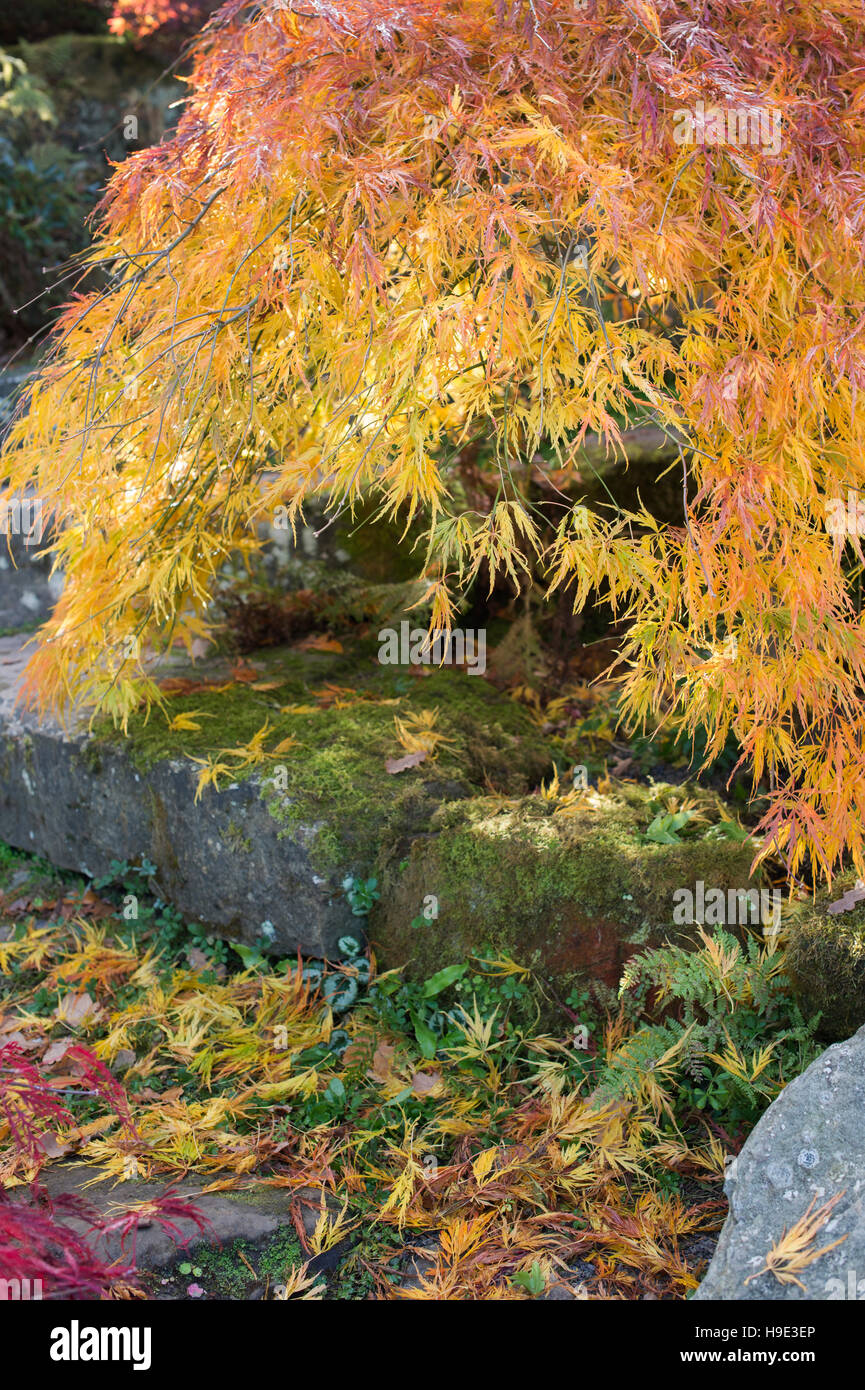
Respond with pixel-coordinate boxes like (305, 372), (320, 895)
(0, 1), (203, 354)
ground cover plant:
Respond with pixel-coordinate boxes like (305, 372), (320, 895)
(0, 839), (822, 1300)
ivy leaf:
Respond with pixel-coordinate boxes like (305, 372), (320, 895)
(645, 810), (695, 844)
(510, 1261), (546, 1296)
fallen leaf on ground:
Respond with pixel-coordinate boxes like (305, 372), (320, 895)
(368, 1042), (396, 1082)
(828, 881), (865, 915)
(411, 1071), (442, 1095)
(42, 1039), (76, 1067)
(55, 992), (102, 1027)
(36, 1132), (72, 1158)
(159, 677), (233, 696)
(231, 662), (265, 683)
(166, 710), (214, 733)
(385, 750), (427, 774)
(272, 735), (301, 755)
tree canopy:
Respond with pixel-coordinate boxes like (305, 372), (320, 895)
(3, 0), (865, 881)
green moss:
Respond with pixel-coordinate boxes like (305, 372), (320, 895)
(328, 498), (428, 583)
(786, 876), (865, 1040)
(221, 820), (253, 854)
(92, 639), (554, 876)
(256, 1227), (306, 1284)
(20, 733), (34, 775)
(262, 664), (553, 872)
(371, 780), (764, 994)
(167, 1225), (303, 1300)
(78, 741), (103, 775)
(91, 649), (330, 772)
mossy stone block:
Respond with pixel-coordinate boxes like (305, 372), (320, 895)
(785, 875), (865, 1040)
(371, 781), (764, 994)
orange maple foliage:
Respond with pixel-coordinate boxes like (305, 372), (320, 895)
(3, 0), (865, 881)
(109, 0), (223, 45)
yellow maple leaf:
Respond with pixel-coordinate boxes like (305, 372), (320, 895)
(745, 1193), (848, 1290)
(166, 709), (213, 733)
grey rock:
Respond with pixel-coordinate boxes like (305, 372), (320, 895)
(23, 1165), (299, 1271)
(0, 504), (61, 630)
(0, 632), (549, 956)
(395, 1234), (441, 1293)
(0, 641), (355, 956)
(696, 1025), (865, 1300)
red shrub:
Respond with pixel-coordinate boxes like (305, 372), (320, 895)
(0, 1043), (208, 1299)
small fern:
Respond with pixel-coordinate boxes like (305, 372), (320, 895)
(601, 929), (820, 1128)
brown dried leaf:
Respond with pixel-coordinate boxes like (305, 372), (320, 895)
(385, 750), (427, 774)
(54, 991), (102, 1027)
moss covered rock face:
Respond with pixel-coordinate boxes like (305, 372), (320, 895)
(785, 875), (865, 1040)
(105, 641), (554, 875)
(0, 625), (768, 974)
(370, 781), (766, 998)
(0, 634), (554, 955)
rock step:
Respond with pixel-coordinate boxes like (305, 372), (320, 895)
(371, 783), (767, 997)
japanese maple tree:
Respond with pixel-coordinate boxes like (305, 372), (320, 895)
(3, 0), (865, 881)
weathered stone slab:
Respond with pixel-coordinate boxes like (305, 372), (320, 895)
(0, 709), (352, 957)
(28, 1164), (299, 1271)
(695, 1025), (865, 1300)
(0, 634), (552, 955)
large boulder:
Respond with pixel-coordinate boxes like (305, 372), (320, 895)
(696, 1025), (865, 1300)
